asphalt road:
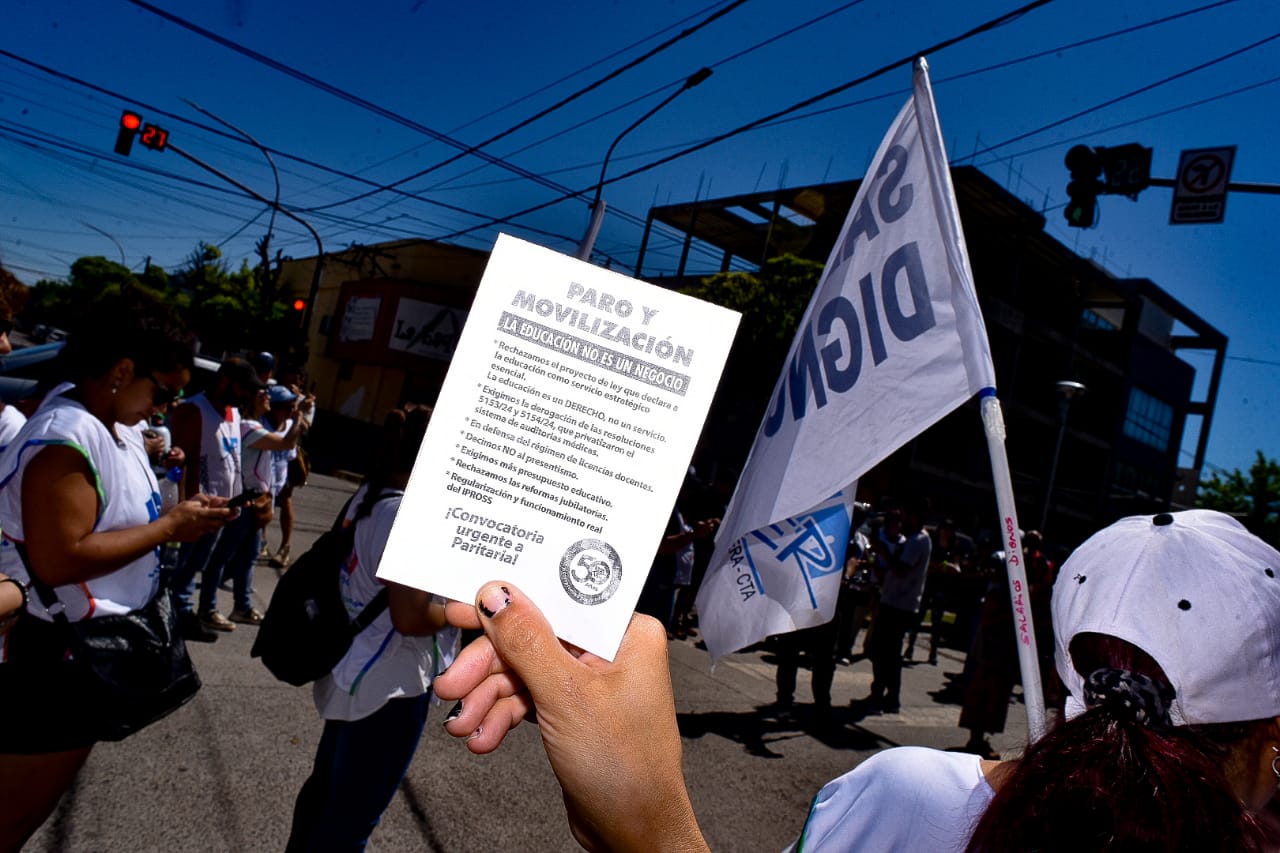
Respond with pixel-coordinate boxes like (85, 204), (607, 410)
(26, 473), (1027, 852)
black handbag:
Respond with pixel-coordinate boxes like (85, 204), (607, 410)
(15, 545), (201, 745)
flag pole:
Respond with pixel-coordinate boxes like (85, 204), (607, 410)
(980, 389), (1046, 742)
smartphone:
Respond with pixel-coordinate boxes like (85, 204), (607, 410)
(226, 488), (263, 509)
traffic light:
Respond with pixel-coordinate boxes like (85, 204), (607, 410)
(1063, 145), (1101, 228)
(1097, 143), (1152, 199)
(115, 111), (142, 156)
(291, 297), (307, 312)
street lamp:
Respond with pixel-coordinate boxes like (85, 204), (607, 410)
(80, 221), (126, 266)
(185, 99), (282, 254)
(576, 67), (712, 261)
(1040, 379), (1087, 532)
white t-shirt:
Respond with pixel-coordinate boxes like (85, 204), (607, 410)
(880, 529), (933, 613)
(185, 392), (242, 498)
(239, 418), (274, 494)
(0, 396), (162, 625)
(0, 404), (27, 453)
(263, 413), (295, 492)
(785, 748), (995, 852)
(312, 486), (459, 722)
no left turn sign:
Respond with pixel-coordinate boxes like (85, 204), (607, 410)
(1170, 145), (1236, 225)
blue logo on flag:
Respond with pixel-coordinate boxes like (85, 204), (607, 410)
(743, 500), (851, 609)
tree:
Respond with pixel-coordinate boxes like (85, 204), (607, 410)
(25, 256), (163, 329)
(678, 254), (824, 471)
(681, 253), (823, 371)
(168, 241), (298, 358)
(0, 263), (30, 321)
(22, 242), (297, 360)
(1196, 451), (1280, 547)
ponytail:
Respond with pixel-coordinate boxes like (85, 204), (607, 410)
(965, 634), (1266, 852)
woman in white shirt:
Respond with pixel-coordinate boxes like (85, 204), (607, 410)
(0, 300), (231, 851)
(286, 406), (458, 853)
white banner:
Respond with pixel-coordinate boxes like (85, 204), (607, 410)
(387, 298), (469, 361)
(698, 58), (996, 662)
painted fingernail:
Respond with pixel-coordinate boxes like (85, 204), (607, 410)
(478, 585), (511, 618)
(444, 701), (463, 724)
(465, 726), (483, 743)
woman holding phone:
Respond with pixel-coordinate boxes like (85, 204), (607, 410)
(0, 298), (231, 850)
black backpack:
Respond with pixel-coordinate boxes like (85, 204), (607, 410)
(250, 493), (397, 686)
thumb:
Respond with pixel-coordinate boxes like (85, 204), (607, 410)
(475, 581), (579, 699)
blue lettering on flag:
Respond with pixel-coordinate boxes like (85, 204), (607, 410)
(742, 502), (851, 610)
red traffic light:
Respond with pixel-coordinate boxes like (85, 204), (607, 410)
(115, 111), (142, 156)
(291, 298), (307, 312)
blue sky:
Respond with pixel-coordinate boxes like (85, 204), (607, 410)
(1, 0), (1276, 477)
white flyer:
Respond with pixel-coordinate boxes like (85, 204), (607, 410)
(378, 234), (740, 659)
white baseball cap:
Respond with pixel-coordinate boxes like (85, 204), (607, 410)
(1053, 509), (1280, 726)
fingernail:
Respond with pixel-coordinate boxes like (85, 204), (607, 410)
(465, 725), (483, 743)
(444, 701), (463, 724)
(478, 585), (511, 618)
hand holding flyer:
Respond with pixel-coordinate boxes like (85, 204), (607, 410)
(378, 234), (740, 659)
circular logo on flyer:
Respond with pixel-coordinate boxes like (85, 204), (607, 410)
(559, 539), (622, 605)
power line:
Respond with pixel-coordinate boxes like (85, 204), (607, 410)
(447, 0), (740, 137)
(0, 50), (525, 224)
(964, 29), (1280, 161)
(402, 0), (875, 198)
(1227, 355), (1280, 368)
(0, 47), (735, 268)
(715, 0), (1245, 139)
(972, 72), (1280, 168)
(1181, 350), (1280, 369)
(388, 0), (1247, 208)
(122, 0), (617, 205)
(114, 0), (763, 268)
(300, 0), (750, 212)
(435, 0), (1260, 236)
(428, 0), (1058, 242)
(3, 0), (1029, 258)
(0, 42), (715, 258)
(315, 0), (740, 188)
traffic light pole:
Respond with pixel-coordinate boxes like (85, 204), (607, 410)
(166, 143), (324, 356)
(1145, 177), (1280, 196)
(1062, 142), (1280, 229)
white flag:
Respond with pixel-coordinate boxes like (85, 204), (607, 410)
(697, 58), (996, 662)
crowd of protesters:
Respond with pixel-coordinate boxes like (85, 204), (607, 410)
(635, 474), (1069, 754)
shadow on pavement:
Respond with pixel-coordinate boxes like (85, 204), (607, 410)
(677, 706), (897, 759)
